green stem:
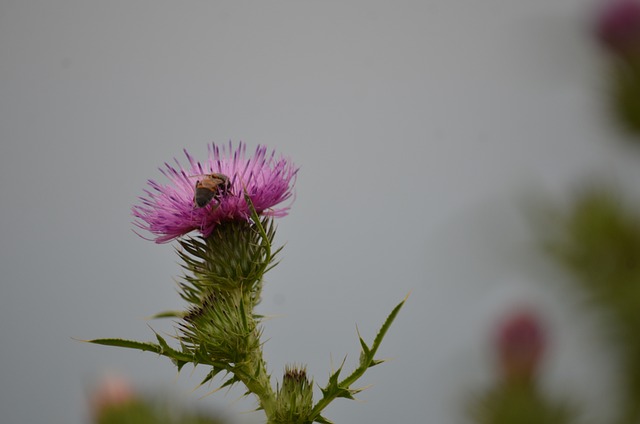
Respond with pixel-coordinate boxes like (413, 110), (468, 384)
(234, 349), (276, 417)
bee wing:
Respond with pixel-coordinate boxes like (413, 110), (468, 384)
(188, 173), (229, 180)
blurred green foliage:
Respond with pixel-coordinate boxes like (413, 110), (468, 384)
(96, 397), (224, 424)
(469, 382), (574, 424)
(611, 60), (640, 134)
(546, 188), (640, 424)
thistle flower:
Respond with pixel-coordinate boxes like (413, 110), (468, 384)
(91, 141), (405, 423)
(90, 374), (226, 424)
(495, 308), (545, 384)
(467, 310), (575, 424)
(596, 0), (640, 57)
(90, 374), (137, 419)
(133, 142), (297, 243)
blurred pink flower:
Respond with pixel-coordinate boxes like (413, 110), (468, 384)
(133, 142), (297, 243)
(495, 308), (546, 383)
(90, 374), (136, 417)
(596, 0), (640, 56)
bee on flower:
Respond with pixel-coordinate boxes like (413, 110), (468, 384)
(132, 142), (298, 243)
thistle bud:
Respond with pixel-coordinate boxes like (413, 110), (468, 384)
(596, 0), (640, 57)
(594, 1), (640, 132)
(180, 290), (260, 365)
(274, 365), (313, 423)
(176, 216), (280, 299)
(495, 308), (546, 384)
(90, 374), (137, 421)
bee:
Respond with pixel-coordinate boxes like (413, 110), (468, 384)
(192, 173), (232, 208)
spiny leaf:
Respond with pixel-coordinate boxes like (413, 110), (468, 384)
(309, 295), (407, 422)
(85, 334), (195, 370)
(219, 374), (242, 390)
(152, 331), (193, 364)
(86, 338), (162, 354)
(320, 356), (348, 397)
(315, 415), (334, 424)
(356, 325), (371, 357)
(199, 368), (220, 387)
(334, 388), (355, 400)
(359, 337), (371, 358)
(371, 294), (407, 354)
(369, 359), (385, 368)
(149, 310), (184, 319)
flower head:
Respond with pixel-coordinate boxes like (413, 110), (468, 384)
(133, 142), (297, 243)
(90, 374), (137, 419)
(275, 365), (313, 423)
(595, 0), (640, 56)
(495, 308), (546, 383)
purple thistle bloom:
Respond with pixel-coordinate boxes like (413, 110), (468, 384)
(133, 142), (298, 243)
(596, 0), (640, 56)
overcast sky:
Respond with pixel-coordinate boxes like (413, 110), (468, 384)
(2, 1), (639, 423)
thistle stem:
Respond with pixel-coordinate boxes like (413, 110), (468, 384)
(234, 348), (276, 417)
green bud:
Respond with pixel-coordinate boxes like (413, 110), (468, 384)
(179, 289), (261, 365)
(177, 217), (280, 305)
(273, 365), (314, 424)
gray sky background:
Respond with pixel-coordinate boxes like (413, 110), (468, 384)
(2, 1), (640, 423)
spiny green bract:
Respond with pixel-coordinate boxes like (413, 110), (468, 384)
(274, 365), (314, 424)
(176, 217), (281, 304)
(544, 188), (640, 424)
(179, 289), (262, 365)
